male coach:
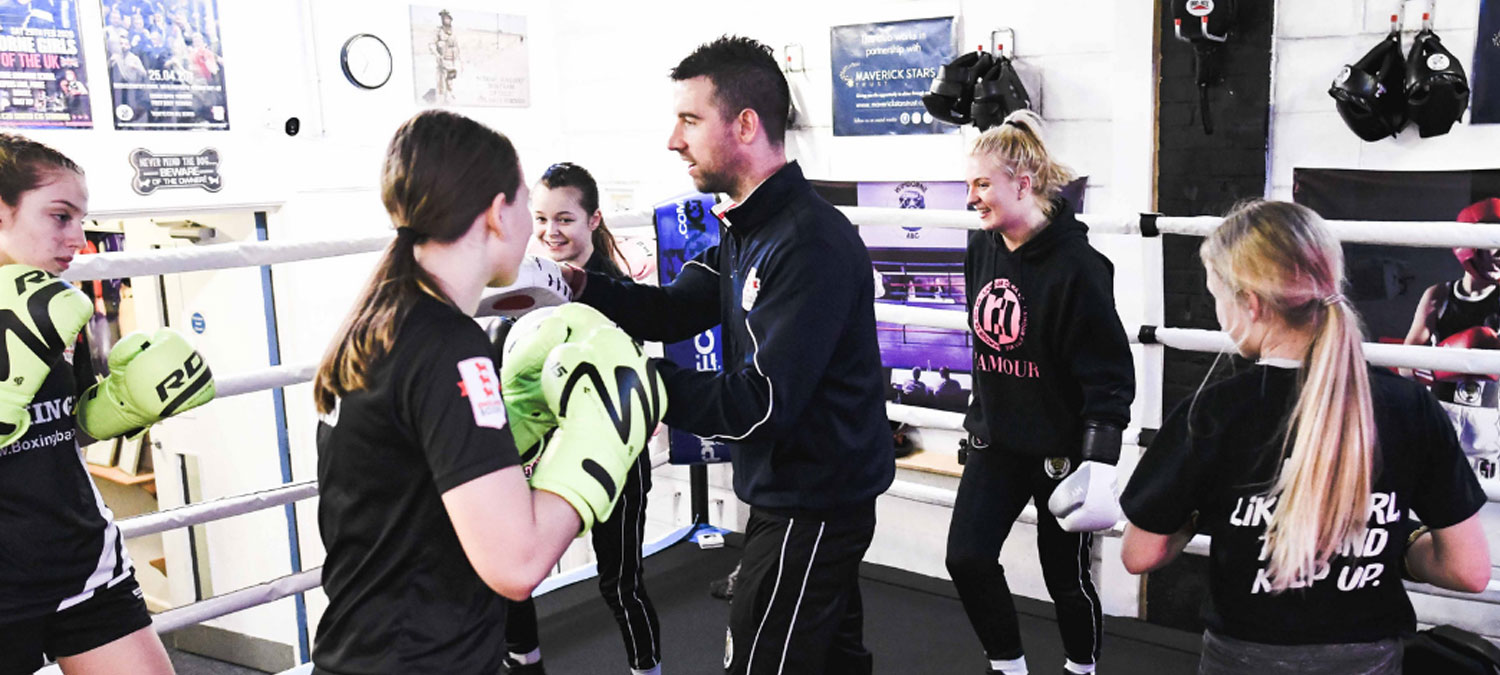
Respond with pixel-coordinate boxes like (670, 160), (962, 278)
(565, 35), (894, 675)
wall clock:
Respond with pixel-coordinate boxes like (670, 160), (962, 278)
(341, 33), (393, 90)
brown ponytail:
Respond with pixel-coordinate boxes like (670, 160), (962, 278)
(314, 110), (521, 414)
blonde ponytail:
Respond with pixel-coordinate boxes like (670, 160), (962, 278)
(1200, 200), (1376, 592)
(1264, 298), (1374, 590)
(968, 109), (1075, 205)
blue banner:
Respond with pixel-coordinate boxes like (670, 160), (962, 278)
(830, 16), (955, 137)
(654, 193), (731, 465)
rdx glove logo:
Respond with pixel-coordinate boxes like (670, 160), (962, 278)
(153, 351), (211, 416)
(0, 272), (77, 381)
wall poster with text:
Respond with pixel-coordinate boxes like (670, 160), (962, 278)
(830, 16), (954, 136)
(0, 1), (91, 128)
(1295, 167), (1500, 488)
(814, 179), (1088, 414)
(100, 0), (229, 130)
(411, 5), (528, 107)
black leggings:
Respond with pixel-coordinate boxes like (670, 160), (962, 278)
(945, 449), (1103, 665)
(505, 452), (660, 669)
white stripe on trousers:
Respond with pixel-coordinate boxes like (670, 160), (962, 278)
(1075, 531), (1101, 662)
(746, 519), (795, 674)
(614, 458), (657, 668)
(776, 522), (825, 674)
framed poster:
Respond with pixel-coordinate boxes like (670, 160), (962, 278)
(411, 6), (528, 107)
(0, 1), (91, 128)
(830, 17), (955, 136)
(100, 0), (229, 129)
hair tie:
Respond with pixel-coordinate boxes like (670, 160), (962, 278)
(395, 227), (426, 244)
(1322, 293), (1345, 307)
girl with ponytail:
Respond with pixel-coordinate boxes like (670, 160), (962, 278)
(1121, 200), (1490, 674)
(311, 111), (624, 674)
(947, 109), (1136, 675)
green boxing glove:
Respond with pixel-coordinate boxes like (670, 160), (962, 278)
(0, 265), (93, 447)
(500, 303), (613, 470)
(78, 327), (215, 440)
(530, 324), (667, 533)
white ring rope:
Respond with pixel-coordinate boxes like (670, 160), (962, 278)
(61, 233), (392, 282)
(218, 363), (317, 399)
(118, 481), (317, 540)
(90, 205), (1500, 636)
(55, 208), (1500, 287)
(152, 568), (321, 635)
(879, 480), (1500, 605)
(147, 523), (698, 636)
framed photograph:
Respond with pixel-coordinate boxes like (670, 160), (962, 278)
(117, 432), (147, 477)
(84, 438), (120, 467)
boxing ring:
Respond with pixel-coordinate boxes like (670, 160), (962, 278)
(42, 205), (1500, 672)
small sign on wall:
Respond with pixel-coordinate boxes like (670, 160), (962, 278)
(129, 148), (222, 195)
(830, 17), (956, 136)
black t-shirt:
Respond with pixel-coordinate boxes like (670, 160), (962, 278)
(313, 294), (521, 674)
(1121, 364), (1486, 645)
(0, 333), (130, 621)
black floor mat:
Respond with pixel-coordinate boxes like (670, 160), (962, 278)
(533, 536), (1203, 674)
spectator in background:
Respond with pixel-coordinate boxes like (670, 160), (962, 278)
(901, 366), (932, 407)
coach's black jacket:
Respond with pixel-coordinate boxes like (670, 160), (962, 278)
(964, 199), (1135, 457)
(579, 161), (895, 513)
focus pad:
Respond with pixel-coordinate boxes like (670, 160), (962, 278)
(922, 51), (994, 125)
(971, 56), (1031, 131)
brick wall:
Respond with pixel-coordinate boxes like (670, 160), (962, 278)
(1146, 0), (1275, 631)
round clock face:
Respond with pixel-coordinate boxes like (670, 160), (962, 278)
(341, 34), (392, 90)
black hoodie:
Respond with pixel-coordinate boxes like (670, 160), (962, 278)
(964, 199), (1134, 457)
(580, 162), (895, 513)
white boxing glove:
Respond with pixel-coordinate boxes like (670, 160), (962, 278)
(476, 256), (573, 318)
(1047, 422), (1124, 533)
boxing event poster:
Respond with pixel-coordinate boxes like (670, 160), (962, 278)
(100, 0), (229, 130)
(410, 6), (529, 108)
(814, 178), (1087, 413)
(829, 16), (955, 136)
(0, 1), (91, 128)
(1293, 168), (1500, 342)
(1472, 0), (1500, 124)
(653, 193), (731, 465)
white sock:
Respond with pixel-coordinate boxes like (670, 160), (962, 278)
(507, 648), (541, 665)
(1064, 659), (1096, 674)
(990, 656), (1028, 674)
(631, 666), (661, 675)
